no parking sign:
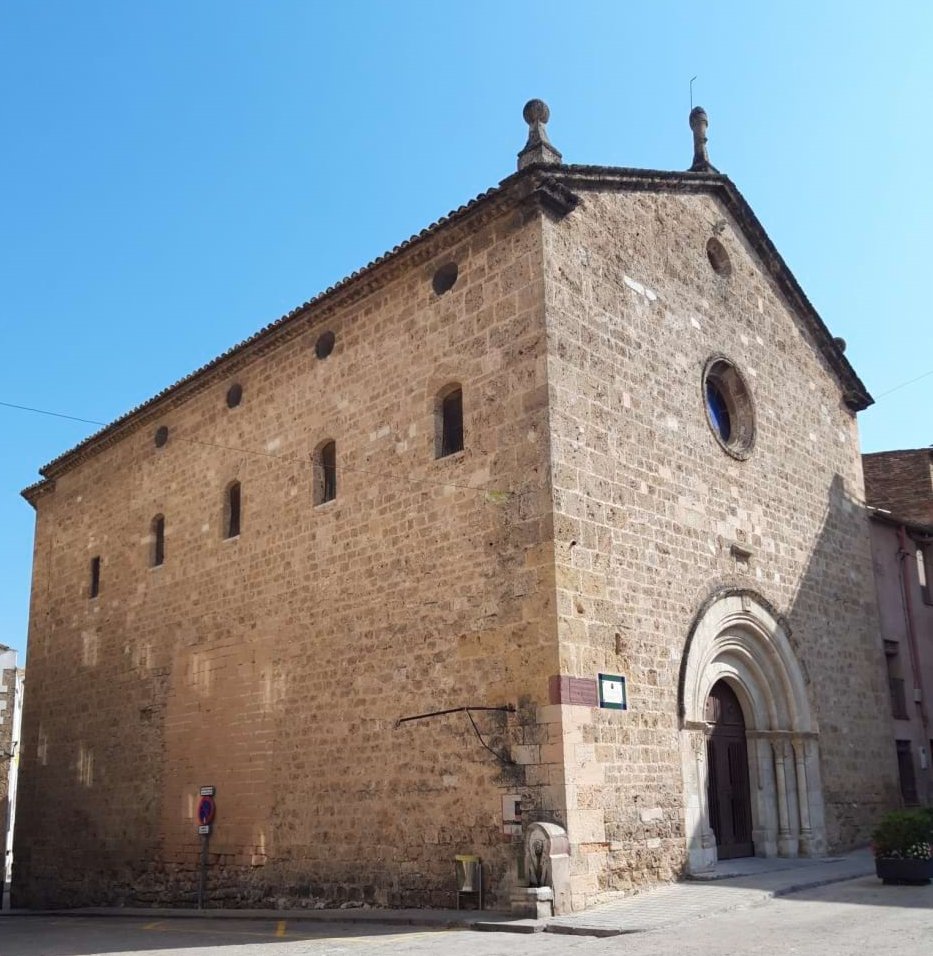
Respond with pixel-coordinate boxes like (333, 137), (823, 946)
(196, 785), (216, 834)
(197, 795), (215, 825)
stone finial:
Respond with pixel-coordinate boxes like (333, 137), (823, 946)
(517, 99), (562, 171)
(689, 106), (718, 173)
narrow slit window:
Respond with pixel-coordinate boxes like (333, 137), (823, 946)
(225, 481), (241, 538)
(89, 556), (101, 599)
(436, 385), (464, 458)
(151, 514), (165, 567)
(314, 441), (337, 505)
(896, 740), (919, 805)
(918, 547), (931, 604)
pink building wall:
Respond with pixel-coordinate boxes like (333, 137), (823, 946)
(868, 515), (933, 805)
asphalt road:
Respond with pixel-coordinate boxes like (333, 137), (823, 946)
(0, 877), (930, 956)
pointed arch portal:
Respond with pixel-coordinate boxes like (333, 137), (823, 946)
(679, 591), (827, 873)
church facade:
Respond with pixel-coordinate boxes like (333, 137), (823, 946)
(14, 102), (899, 912)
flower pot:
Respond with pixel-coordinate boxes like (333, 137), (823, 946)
(875, 857), (933, 885)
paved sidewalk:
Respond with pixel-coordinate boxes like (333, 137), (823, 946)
(0, 849), (876, 937)
(545, 848), (876, 936)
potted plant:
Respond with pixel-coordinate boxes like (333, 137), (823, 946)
(871, 807), (933, 885)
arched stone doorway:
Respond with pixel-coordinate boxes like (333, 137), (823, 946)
(678, 591), (826, 874)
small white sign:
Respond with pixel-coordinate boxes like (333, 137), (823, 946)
(197, 824), (211, 835)
(502, 795), (522, 824)
(199, 785), (216, 796)
(598, 673), (627, 710)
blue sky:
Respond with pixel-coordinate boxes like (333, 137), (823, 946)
(2, 1), (931, 657)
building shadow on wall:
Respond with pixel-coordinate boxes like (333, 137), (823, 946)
(679, 471), (903, 908)
(780, 472), (900, 848)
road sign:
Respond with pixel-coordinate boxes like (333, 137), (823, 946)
(199, 785), (216, 796)
(197, 795), (216, 826)
(197, 824), (211, 835)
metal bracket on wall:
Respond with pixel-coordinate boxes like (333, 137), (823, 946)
(395, 705), (516, 765)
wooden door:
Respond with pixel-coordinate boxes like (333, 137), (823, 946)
(705, 681), (754, 859)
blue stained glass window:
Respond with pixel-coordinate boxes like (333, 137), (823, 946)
(706, 380), (731, 443)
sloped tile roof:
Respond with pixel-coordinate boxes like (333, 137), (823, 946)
(23, 164), (871, 502)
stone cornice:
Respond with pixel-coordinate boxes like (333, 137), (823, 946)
(22, 477), (57, 508)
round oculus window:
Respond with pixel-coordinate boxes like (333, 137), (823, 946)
(226, 383), (243, 408)
(315, 330), (335, 359)
(432, 262), (458, 296)
(703, 357), (755, 458)
(154, 425), (169, 448)
(706, 237), (733, 277)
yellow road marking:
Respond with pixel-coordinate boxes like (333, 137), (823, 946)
(276, 919), (287, 937)
(142, 921), (162, 930)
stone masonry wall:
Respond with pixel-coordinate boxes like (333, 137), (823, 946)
(15, 204), (563, 910)
(540, 187), (900, 907)
(16, 172), (905, 915)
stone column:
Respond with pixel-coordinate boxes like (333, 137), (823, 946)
(792, 737), (814, 856)
(696, 733), (717, 856)
(682, 728), (717, 873)
(750, 735), (777, 856)
(772, 740), (798, 857)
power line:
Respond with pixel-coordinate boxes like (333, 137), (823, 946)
(0, 400), (107, 428)
(874, 368), (933, 399)
(0, 399), (514, 499)
(6, 358), (933, 492)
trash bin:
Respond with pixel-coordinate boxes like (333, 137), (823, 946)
(454, 854), (482, 909)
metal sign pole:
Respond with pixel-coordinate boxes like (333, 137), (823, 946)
(195, 786), (216, 910)
(197, 830), (209, 910)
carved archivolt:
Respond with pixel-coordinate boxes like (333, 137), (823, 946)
(679, 591), (825, 871)
(680, 592), (814, 734)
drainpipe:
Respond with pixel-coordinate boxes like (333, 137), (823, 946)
(897, 525), (929, 729)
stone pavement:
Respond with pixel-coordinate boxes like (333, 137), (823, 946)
(544, 848), (877, 936)
(1, 849), (877, 938)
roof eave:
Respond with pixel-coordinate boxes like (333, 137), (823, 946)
(33, 169), (573, 485)
(29, 161), (873, 488)
(868, 507), (933, 537)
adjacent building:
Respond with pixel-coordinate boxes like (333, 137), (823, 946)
(864, 448), (933, 805)
(1, 644), (24, 910)
(14, 102), (900, 912)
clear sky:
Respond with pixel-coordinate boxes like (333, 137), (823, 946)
(2, 1), (931, 658)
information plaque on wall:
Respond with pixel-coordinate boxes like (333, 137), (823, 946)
(597, 673), (627, 710)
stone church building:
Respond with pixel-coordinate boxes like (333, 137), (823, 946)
(14, 102), (899, 912)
